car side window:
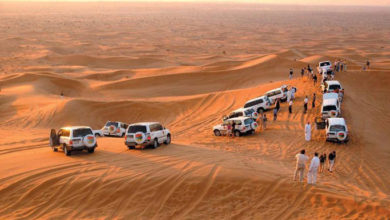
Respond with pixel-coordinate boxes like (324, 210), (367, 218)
(235, 120), (242, 125)
(63, 130), (70, 137)
(237, 112), (243, 117)
(156, 124), (163, 131)
(150, 124), (157, 132)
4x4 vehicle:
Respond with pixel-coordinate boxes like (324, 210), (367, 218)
(265, 87), (287, 103)
(321, 80), (344, 94)
(317, 61), (332, 74)
(125, 122), (171, 149)
(321, 98), (341, 118)
(243, 96), (271, 113)
(224, 107), (258, 121)
(213, 116), (258, 137)
(102, 121), (128, 137)
(49, 126), (97, 156)
(315, 117), (349, 143)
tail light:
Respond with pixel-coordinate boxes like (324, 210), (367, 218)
(69, 140), (73, 145)
(125, 135), (128, 139)
(116, 128), (120, 133)
(146, 133), (151, 141)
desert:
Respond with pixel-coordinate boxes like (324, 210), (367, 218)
(0, 2), (390, 219)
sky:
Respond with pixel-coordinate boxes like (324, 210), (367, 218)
(0, 0), (389, 6)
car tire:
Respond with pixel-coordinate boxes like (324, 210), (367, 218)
(153, 139), (159, 149)
(214, 130), (221, 136)
(52, 146), (58, 152)
(88, 147), (95, 153)
(63, 145), (71, 156)
(164, 134), (171, 145)
(250, 129), (255, 134)
(128, 146), (135, 150)
(234, 130), (241, 137)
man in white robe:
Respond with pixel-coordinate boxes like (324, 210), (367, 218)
(305, 122), (311, 141)
(308, 152), (320, 184)
(287, 89), (292, 103)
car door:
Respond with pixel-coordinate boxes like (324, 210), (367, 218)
(156, 124), (165, 143)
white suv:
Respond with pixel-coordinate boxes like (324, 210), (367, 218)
(224, 107), (258, 121)
(49, 126), (97, 156)
(315, 117), (349, 143)
(125, 122), (171, 149)
(321, 98), (341, 118)
(322, 80), (344, 94)
(102, 121), (128, 137)
(265, 87), (287, 103)
(243, 96), (271, 113)
(317, 61), (332, 74)
(213, 116), (258, 137)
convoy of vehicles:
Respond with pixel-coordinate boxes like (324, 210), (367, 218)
(49, 62), (350, 155)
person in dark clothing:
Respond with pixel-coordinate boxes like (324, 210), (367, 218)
(313, 74), (317, 86)
(301, 68), (305, 78)
(273, 108), (278, 121)
(303, 96), (308, 114)
(312, 93), (316, 108)
(328, 151), (336, 172)
(275, 99), (280, 112)
(366, 60), (370, 69)
(319, 153), (327, 173)
(232, 121), (236, 137)
(289, 68), (293, 80)
(288, 100), (293, 114)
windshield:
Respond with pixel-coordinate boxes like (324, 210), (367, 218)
(323, 105), (337, 111)
(329, 125), (346, 132)
(128, 125), (147, 133)
(73, 128), (93, 138)
(320, 62), (331, 67)
(329, 85), (341, 90)
(105, 121), (119, 127)
(244, 109), (254, 115)
(244, 118), (254, 125)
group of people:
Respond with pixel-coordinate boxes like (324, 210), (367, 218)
(294, 149), (337, 184)
(333, 60), (347, 72)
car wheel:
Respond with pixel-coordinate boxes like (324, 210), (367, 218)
(214, 130), (221, 136)
(234, 130), (241, 137)
(128, 146), (135, 150)
(63, 145), (71, 156)
(250, 130), (255, 134)
(52, 146), (58, 152)
(88, 147), (95, 153)
(153, 139), (159, 149)
(164, 134), (171, 145)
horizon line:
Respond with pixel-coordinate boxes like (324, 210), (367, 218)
(0, 0), (389, 7)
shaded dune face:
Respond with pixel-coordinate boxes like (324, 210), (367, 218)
(1, 3), (390, 219)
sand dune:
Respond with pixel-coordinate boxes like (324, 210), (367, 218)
(1, 3), (390, 219)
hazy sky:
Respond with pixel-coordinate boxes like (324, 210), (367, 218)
(1, 0), (389, 6)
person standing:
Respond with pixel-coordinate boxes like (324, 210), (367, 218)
(287, 89), (292, 103)
(291, 87), (297, 100)
(262, 114), (267, 130)
(273, 108), (278, 121)
(301, 68), (305, 78)
(303, 96), (308, 114)
(366, 60), (370, 69)
(319, 153), (327, 173)
(294, 149), (309, 182)
(305, 121), (311, 141)
(275, 99), (280, 112)
(328, 151), (336, 172)
(289, 100), (293, 114)
(232, 121), (236, 137)
(313, 74), (317, 86)
(308, 152), (320, 184)
(289, 68), (293, 80)
(312, 93), (316, 108)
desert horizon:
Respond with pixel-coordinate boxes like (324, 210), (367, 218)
(0, 2), (389, 219)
